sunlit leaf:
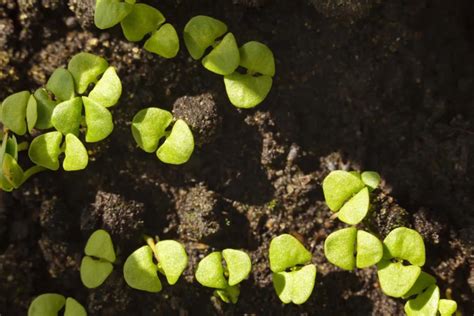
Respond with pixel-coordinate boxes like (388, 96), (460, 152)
(123, 245), (162, 292)
(144, 23), (180, 59)
(202, 33), (240, 75)
(51, 97), (83, 136)
(1, 91), (30, 135)
(131, 107), (172, 153)
(28, 131), (63, 170)
(46, 68), (75, 101)
(269, 234), (312, 273)
(88, 66), (122, 108)
(120, 3), (165, 42)
(68, 53), (108, 94)
(224, 72), (272, 109)
(83, 97), (114, 143)
(183, 15), (228, 60)
(94, 0), (135, 29)
(156, 119), (194, 165)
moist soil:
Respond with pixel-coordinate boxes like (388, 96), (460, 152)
(0, 0), (473, 315)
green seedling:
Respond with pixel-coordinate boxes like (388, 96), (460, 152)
(195, 249), (251, 303)
(80, 229), (116, 288)
(324, 227), (383, 270)
(94, 0), (135, 30)
(404, 284), (440, 316)
(377, 227), (426, 298)
(123, 236), (188, 292)
(131, 107), (194, 165)
(28, 294), (86, 316)
(269, 234), (316, 305)
(438, 299), (457, 316)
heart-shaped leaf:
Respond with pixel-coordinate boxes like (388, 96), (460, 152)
(222, 249), (251, 286)
(272, 264), (317, 305)
(214, 285), (240, 304)
(46, 68), (75, 101)
(83, 97), (114, 143)
(337, 187), (370, 225)
(269, 234), (312, 272)
(28, 293), (65, 316)
(239, 41), (275, 76)
(80, 256), (114, 289)
(361, 171), (381, 190)
(33, 89), (57, 130)
(63, 134), (88, 171)
(94, 0), (135, 29)
(144, 23), (180, 59)
(183, 15), (228, 60)
(156, 119), (194, 165)
(377, 260), (421, 298)
(51, 97), (83, 136)
(356, 230), (383, 268)
(64, 297), (87, 316)
(131, 107), (172, 153)
(322, 170), (365, 212)
(438, 299), (457, 316)
(84, 229), (116, 262)
(155, 240), (188, 285)
(223, 73), (272, 109)
(402, 271), (436, 299)
(28, 131), (63, 170)
(383, 227), (425, 266)
(88, 66), (122, 108)
(324, 227), (356, 271)
(120, 3), (165, 42)
(123, 245), (162, 292)
(202, 33), (240, 75)
(195, 251), (228, 289)
(2, 153), (24, 189)
(26, 95), (38, 134)
(404, 285), (440, 316)
(1, 91), (30, 135)
(68, 53), (108, 94)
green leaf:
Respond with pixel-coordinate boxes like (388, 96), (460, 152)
(272, 264), (317, 305)
(64, 297), (87, 316)
(84, 229), (116, 262)
(1, 91), (30, 135)
(28, 131), (63, 170)
(68, 53), (109, 94)
(402, 271), (436, 299)
(6, 135), (18, 161)
(383, 227), (425, 266)
(46, 68), (75, 101)
(88, 66), (122, 108)
(2, 153), (24, 189)
(269, 234), (312, 272)
(356, 230), (383, 268)
(202, 33), (240, 75)
(183, 15), (228, 60)
(83, 97), (114, 143)
(80, 256), (114, 289)
(156, 119), (194, 165)
(222, 249), (251, 286)
(195, 251), (228, 289)
(155, 240), (188, 285)
(131, 107), (172, 153)
(239, 41), (275, 76)
(215, 285), (240, 304)
(438, 299), (457, 316)
(94, 0), (135, 29)
(322, 170), (365, 212)
(120, 3), (165, 42)
(26, 95), (38, 134)
(404, 285), (440, 316)
(123, 245), (162, 293)
(144, 23), (180, 59)
(28, 293), (65, 316)
(51, 97), (83, 136)
(361, 171), (381, 190)
(338, 187), (370, 225)
(377, 260), (421, 298)
(223, 73), (272, 109)
(33, 88), (57, 130)
(324, 227), (356, 271)
(63, 134), (88, 171)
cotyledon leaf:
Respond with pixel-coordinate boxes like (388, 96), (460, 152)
(63, 134), (88, 171)
(123, 245), (162, 293)
(155, 240), (188, 285)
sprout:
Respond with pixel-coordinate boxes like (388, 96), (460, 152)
(438, 299), (457, 316)
(123, 237), (188, 293)
(195, 249), (251, 303)
(131, 108), (194, 165)
(183, 15), (228, 60)
(269, 234), (316, 304)
(120, 3), (165, 42)
(94, 0), (135, 30)
(80, 229), (116, 288)
(28, 294), (86, 316)
(324, 227), (383, 270)
(404, 284), (439, 316)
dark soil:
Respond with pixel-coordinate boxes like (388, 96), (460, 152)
(1, 0), (473, 315)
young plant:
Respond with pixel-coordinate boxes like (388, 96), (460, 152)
(195, 249), (251, 304)
(324, 227), (383, 270)
(269, 234), (316, 305)
(131, 107), (194, 165)
(80, 229), (116, 288)
(123, 236), (188, 292)
(28, 294), (86, 316)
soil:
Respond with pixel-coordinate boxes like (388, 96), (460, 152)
(0, 0), (473, 315)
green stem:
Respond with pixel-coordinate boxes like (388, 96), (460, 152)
(144, 235), (160, 263)
(21, 165), (46, 184)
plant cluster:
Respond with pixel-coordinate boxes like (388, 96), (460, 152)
(322, 170), (458, 316)
(0, 52), (122, 192)
(28, 294), (86, 316)
(94, 0), (179, 59)
(183, 15), (276, 109)
(131, 107), (194, 164)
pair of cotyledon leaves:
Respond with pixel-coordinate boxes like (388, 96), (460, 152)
(28, 294), (86, 316)
(183, 16), (275, 109)
(403, 283), (457, 316)
(269, 234), (317, 305)
(95, 0), (179, 59)
(0, 133), (29, 191)
(131, 107), (194, 165)
(195, 249), (251, 304)
(322, 170), (381, 225)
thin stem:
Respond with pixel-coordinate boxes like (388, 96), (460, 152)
(144, 235), (160, 263)
(21, 165), (46, 185)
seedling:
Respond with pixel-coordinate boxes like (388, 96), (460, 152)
(80, 229), (116, 288)
(269, 234), (316, 305)
(404, 284), (440, 316)
(131, 107), (194, 165)
(324, 227), (383, 270)
(28, 294), (86, 316)
(438, 299), (457, 316)
(195, 249), (251, 303)
(123, 236), (188, 292)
